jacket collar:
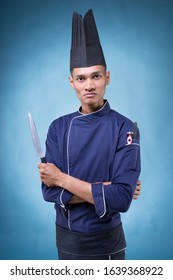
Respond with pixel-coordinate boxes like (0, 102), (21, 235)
(77, 100), (111, 119)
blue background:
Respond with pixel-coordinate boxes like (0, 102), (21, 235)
(0, 0), (173, 260)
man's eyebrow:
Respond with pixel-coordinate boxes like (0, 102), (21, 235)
(74, 74), (85, 78)
(74, 71), (103, 78)
(91, 71), (103, 76)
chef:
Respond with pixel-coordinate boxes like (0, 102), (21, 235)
(38, 9), (141, 260)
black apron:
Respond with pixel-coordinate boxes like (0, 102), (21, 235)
(56, 222), (126, 256)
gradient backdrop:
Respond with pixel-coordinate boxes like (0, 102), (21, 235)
(0, 0), (173, 260)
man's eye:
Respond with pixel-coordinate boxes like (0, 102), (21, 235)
(93, 75), (101, 79)
(76, 77), (85, 81)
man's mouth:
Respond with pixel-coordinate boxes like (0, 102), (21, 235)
(84, 92), (97, 97)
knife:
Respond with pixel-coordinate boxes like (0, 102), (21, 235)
(28, 112), (46, 163)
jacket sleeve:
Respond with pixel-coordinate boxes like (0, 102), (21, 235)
(42, 121), (73, 209)
(91, 121), (141, 217)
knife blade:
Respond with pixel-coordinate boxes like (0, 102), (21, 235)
(28, 112), (46, 163)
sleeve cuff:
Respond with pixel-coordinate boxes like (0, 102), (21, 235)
(59, 189), (73, 210)
(91, 183), (106, 218)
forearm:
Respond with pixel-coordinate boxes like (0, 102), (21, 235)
(61, 174), (94, 204)
(67, 180), (141, 204)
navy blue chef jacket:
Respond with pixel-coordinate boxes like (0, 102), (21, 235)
(42, 100), (141, 244)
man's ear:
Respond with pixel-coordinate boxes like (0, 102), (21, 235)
(106, 71), (110, 85)
(68, 76), (75, 90)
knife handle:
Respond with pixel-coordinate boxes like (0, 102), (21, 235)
(41, 157), (46, 163)
(40, 157), (49, 187)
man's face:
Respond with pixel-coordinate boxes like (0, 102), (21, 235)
(69, 65), (110, 111)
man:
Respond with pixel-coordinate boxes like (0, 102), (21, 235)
(38, 9), (141, 260)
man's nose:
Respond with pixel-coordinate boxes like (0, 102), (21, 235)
(85, 79), (95, 91)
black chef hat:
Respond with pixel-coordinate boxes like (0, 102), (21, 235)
(70, 9), (106, 70)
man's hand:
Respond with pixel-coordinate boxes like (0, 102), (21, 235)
(133, 180), (142, 200)
(38, 163), (65, 187)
